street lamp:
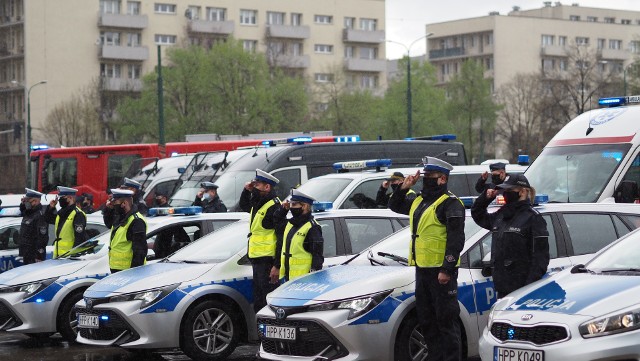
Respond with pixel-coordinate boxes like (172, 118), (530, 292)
(26, 80), (47, 186)
(387, 32), (434, 138)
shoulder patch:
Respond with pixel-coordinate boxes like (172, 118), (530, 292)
(75, 225), (84, 233)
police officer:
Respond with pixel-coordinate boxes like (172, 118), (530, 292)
(19, 188), (48, 264)
(154, 192), (170, 207)
(272, 189), (324, 283)
(471, 174), (549, 298)
(44, 186), (88, 258)
(239, 169), (283, 313)
(376, 171), (416, 207)
(475, 162), (507, 194)
(193, 182), (227, 213)
(108, 189), (148, 273)
(389, 157), (465, 361)
(103, 178), (147, 228)
(121, 177), (148, 216)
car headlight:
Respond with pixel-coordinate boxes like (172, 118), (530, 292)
(108, 284), (179, 309)
(579, 307), (640, 338)
(0, 278), (57, 299)
(307, 290), (391, 319)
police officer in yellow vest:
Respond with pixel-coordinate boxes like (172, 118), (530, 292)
(239, 169), (284, 313)
(271, 189), (324, 283)
(107, 189), (148, 273)
(44, 186), (88, 258)
(389, 157), (465, 361)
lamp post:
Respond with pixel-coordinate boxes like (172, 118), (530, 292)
(26, 80), (47, 186)
(387, 32), (434, 138)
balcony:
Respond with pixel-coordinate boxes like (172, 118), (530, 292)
(0, 46), (24, 60)
(0, 15), (24, 28)
(273, 55), (310, 68)
(429, 47), (465, 59)
(598, 48), (630, 61)
(101, 78), (143, 92)
(188, 20), (234, 35)
(99, 45), (148, 61)
(343, 29), (385, 44)
(540, 45), (567, 57)
(98, 13), (148, 29)
(267, 25), (310, 39)
(344, 58), (386, 72)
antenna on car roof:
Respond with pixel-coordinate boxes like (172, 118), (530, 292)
(586, 95), (594, 136)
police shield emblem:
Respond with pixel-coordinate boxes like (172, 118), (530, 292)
(75, 225), (84, 233)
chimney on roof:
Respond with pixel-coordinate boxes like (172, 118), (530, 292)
(543, 1), (552, 7)
(512, 6), (521, 11)
(554, 1), (562, 6)
(489, 11), (500, 15)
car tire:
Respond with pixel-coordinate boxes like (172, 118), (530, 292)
(56, 290), (84, 342)
(395, 316), (467, 361)
(181, 300), (240, 361)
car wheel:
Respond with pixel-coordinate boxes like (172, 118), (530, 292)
(395, 316), (428, 361)
(181, 300), (239, 361)
(57, 290), (84, 342)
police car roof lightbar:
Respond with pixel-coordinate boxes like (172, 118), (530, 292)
(31, 144), (49, 150)
(334, 135), (360, 143)
(332, 159), (392, 171)
(261, 137), (313, 147)
(312, 201), (333, 212)
(148, 206), (203, 216)
(0, 207), (22, 217)
(598, 96), (640, 108)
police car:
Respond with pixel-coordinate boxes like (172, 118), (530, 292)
(0, 208), (108, 273)
(75, 208), (409, 360)
(256, 201), (640, 360)
(479, 226), (640, 361)
(0, 208), (245, 342)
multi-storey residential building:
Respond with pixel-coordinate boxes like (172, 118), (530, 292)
(0, 0), (386, 154)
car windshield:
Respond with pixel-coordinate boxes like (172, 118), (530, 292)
(167, 221), (248, 263)
(296, 177), (354, 203)
(58, 230), (110, 260)
(586, 230), (640, 272)
(526, 144), (629, 203)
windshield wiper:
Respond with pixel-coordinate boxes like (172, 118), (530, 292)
(58, 241), (99, 259)
(176, 260), (205, 264)
(598, 268), (640, 273)
(570, 264), (594, 274)
(377, 252), (408, 265)
(367, 250), (385, 266)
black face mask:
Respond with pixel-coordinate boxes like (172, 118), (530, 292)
(58, 198), (70, 208)
(116, 205), (127, 216)
(251, 188), (263, 199)
(23, 201), (33, 211)
(502, 190), (520, 204)
(423, 177), (439, 190)
(390, 184), (400, 192)
(290, 208), (304, 218)
(491, 174), (503, 185)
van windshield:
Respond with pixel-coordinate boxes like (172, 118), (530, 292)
(296, 177), (354, 203)
(526, 144), (630, 203)
(214, 171), (256, 209)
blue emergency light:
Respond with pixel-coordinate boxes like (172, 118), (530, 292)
(517, 155), (530, 166)
(100, 315), (110, 321)
(312, 201), (333, 212)
(459, 197), (475, 208)
(261, 137), (314, 147)
(534, 194), (549, 204)
(598, 95), (640, 108)
(148, 206), (203, 217)
(0, 207), (22, 217)
(334, 135), (360, 143)
(31, 144), (49, 150)
(332, 159), (392, 171)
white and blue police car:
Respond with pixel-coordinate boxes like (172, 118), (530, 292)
(0, 207), (245, 342)
(256, 201), (640, 360)
(75, 208), (409, 360)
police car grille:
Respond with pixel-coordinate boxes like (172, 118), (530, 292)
(75, 307), (139, 343)
(0, 302), (22, 330)
(257, 317), (348, 358)
(491, 322), (568, 345)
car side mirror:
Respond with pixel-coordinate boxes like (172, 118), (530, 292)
(146, 249), (156, 261)
(614, 180), (638, 203)
(177, 167), (186, 174)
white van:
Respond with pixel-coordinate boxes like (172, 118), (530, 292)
(129, 155), (195, 207)
(526, 95), (640, 203)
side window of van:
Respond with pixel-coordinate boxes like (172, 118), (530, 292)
(340, 179), (383, 209)
(621, 154), (640, 197)
(272, 168), (302, 200)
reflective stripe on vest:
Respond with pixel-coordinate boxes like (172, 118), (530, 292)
(279, 221), (313, 281)
(54, 208), (84, 258)
(408, 193), (462, 268)
(248, 199), (278, 258)
(109, 212), (147, 270)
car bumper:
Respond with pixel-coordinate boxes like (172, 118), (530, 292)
(0, 293), (58, 333)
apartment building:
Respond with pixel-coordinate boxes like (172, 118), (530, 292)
(426, 2), (640, 91)
(0, 0), (386, 149)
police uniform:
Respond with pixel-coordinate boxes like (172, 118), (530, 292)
(239, 169), (283, 312)
(376, 171), (417, 207)
(122, 177), (148, 216)
(108, 189), (148, 273)
(44, 186), (87, 258)
(471, 174), (550, 298)
(273, 190), (324, 282)
(193, 182), (227, 213)
(475, 162), (507, 194)
(389, 157), (465, 361)
(19, 188), (48, 264)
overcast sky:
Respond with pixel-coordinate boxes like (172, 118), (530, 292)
(386, 0), (640, 59)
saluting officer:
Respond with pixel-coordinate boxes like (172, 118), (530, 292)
(44, 186), (88, 258)
(19, 188), (48, 264)
(376, 171), (416, 207)
(108, 189), (148, 273)
(389, 157), (465, 361)
(193, 182), (227, 213)
(272, 189), (324, 283)
(239, 169), (283, 313)
(475, 162), (508, 194)
(121, 178), (148, 216)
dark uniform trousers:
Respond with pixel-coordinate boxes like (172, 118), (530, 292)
(415, 267), (461, 361)
(251, 258), (278, 313)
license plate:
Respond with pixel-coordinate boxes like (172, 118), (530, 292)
(264, 325), (296, 340)
(494, 346), (544, 361)
(77, 314), (99, 329)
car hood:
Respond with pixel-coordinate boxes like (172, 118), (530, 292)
(84, 262), (215, 298)
(500, 272), (640, 317)
(267, 266), (414, 306)
(0, 259), (88, 286)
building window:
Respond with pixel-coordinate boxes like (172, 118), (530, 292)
(587, 16), (598, 22)
(126, 1), (140, 15)
(559, 59), (567, 71)
(569, 15), (580, 21)
(359, 46), (377, 60)
(291, 42), (303, 56)
(101, 63), (121, 78)
(186, 6), (200, 20)
(360, 75), (378, 89)
(344, 17), (355, 29)
(485, 33), (493, 45)
(541, 35), (554, 46)
(207, 7), (225, 21)
(344, 46), (354, 58)
(242, 40), (257, 52)
(240, 9), (257, 25)
(630, 41), (640, 54)
(314, 44), (333, 54)
(604, 17), (615, 23)
(269, 41), (285, 55)
(609, 39), (622, 50)
(154, 3), (176, 14)
(314, 15), (333, 24)
(598, 62), (607, 73)
(100, 31), (121, 46)
(597, 38), (605, 50)
(291, 13), (302, 26)
(360, 18), (377, 31)
(314, 73), (334, 83)
(558, 36), (567, 46)
(128, 64), (141, 79)
(155, 34), (176, 45)
(267, 11), (285, 25)
(622, 19), (631, 25)
(576, 37), (589, 45)
(100, 0), (120, 14)
(126, 33), (141, 47)
(485, 57), (493, 70)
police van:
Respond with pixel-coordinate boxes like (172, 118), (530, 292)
(129, 155), (194, 207)
(526, 95), (640, 203)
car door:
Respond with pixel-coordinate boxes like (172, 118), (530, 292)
(0, 221), (22, 272)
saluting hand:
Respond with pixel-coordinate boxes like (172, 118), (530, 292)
(401, 171), (420, 190)
(281, 201), (291, 210)
(49, 197), (58, 208)
(481, 171), (489, 181)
